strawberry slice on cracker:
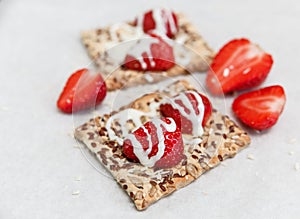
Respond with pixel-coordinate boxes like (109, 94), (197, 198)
(123, 117), (184, 169)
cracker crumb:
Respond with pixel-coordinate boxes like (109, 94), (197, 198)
(221, 162), (227, 167)
(288, 138), (297, 144)
(294, 163), (300, 171)
(289, 151), (294, 156)
(247, 154), (255, 160)
(0, 106), (9, 111)
(75, 176), (81, 181)
(73, 144), (82, 149)
(72, 190), (80, 196)
(202, 191), (208, 196)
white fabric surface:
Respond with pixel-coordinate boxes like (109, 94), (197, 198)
(0, 0), (300, 218)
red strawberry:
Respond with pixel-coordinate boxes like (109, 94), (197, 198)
(57, 68), (106, 113)
(123, 117), (184, 168)
(160, 91), (212, 135)
(124, 34), (175, 71)
(135, 8), (178, 38)
(232, 85), (286, 130)
(206, 38), (273, 95)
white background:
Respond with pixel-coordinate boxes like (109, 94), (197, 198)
(1, 0), (300, 218)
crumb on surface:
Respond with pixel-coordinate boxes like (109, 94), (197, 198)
(294, 163), (300, 171)
(289, 151), (294, 156)
(75, 176), (81, 181)
(73, 144), (82, 149)
(202, 191), (208, 196)
(72, 190), (80, 196)
(288, 138), (297, 144)
(221, 162), (227, 167)
(247, 154), (255, 160)
(0, 106), (9, 111)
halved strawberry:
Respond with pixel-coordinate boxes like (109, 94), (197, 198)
(124, 34), (175, 71)
(123, 117), (184, 168)
(232, 85), (286, 130)
(160, 91), (212, 135)
(57, 68), (107, 113)
(135, 8), (178, 38)
(206, 38), (273, 95)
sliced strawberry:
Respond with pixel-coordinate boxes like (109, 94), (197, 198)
(57, 68), (106, 113)
(124, 34), (175, 71)
(160, 91), (212, 135)
(232, 85), (286, 130)
(123, 117), (184, 168)
(135, 8), (178, 38)
(206, 38), (273, 95)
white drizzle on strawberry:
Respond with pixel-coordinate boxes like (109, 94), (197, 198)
(126, 36), (159, 69)
(106, 109), (149, 145)
(126, 118), (176, 167)
(169, 91), (205, 136)
(105, 101), (160, 145)
(152, 8), (177, 36)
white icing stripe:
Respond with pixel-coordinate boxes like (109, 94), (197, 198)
(105, 99), (161, 145)
(170, 91), (205, 136)
(163, 9), (177, 35)
(136, 8), (177, 37)
(126, 118), (176, 167)
(106, 108), (151, 145)
(126, 36), (159, 69)
(151, 8), (177, 36)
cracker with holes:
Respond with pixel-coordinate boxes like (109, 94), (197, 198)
(81, 8), (214, 91)
(74, 80), (251, 210)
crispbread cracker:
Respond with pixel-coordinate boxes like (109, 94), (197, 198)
(81, 13), (214, 91)
(74, 80), (251, 210)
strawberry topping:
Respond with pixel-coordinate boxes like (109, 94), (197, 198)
(160, 91), (212, 135)
(124, 34), (175, 71)
(123, 117), (184, 168)
(135, 8), (178, 38)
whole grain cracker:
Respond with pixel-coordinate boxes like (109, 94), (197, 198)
(81, 13), (214, 91)
(74, 80), (251, 210)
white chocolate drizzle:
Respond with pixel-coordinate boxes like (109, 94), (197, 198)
(169, 91), (205, 136)
(126, 118), (176, 167)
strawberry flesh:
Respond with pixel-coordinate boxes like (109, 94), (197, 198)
(135, 9), (178, 38)
(123, 118), (184, 168)
(232, 85), (286, 130)
(206, 38), (273, 95)
(160, 91), (212, 135)
(57, 68), (107, 113)
(124, 34), (175, 71)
